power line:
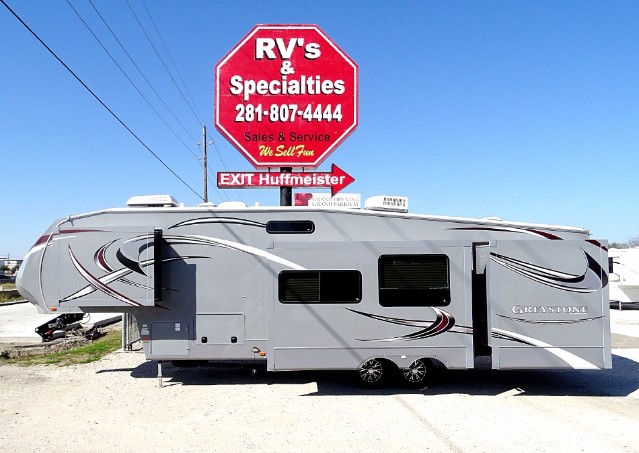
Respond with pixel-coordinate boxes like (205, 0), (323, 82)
(125, 0), (203, 125)
(135, 2), (241, 202)
(205, 135), (248, 203)
(141, 0), (204, 123)
(90, 0), (234, 204)
(88, 0), (199, 146)
(66, 0), (201, 162)
(125, 1), (236, 203)
(72, 0), (230, 204)
(1, 0), (204, 201)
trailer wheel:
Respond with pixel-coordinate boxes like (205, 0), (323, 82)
(401, 359), (429, 388)
(359, 358), (385, 386)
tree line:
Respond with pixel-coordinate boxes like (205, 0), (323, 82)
(609, 236), (639, 249)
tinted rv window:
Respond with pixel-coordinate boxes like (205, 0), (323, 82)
(279, 270), (361, 303)
(266, 221), (315, 234)
(378, 255), (450, 307)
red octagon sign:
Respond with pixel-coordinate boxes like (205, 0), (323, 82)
(215, 24), (358, 169)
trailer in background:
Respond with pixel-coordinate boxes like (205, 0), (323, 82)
(609, 247), (639, 310)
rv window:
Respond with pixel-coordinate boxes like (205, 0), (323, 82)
(279, 270), (361, 304)
(378, 255), (450, 307)
(267, 220), (315, 234)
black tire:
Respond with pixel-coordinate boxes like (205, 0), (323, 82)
(358, 358), (386, 387)
(171, 360), (204, 368)
(401, 358), (430, 389)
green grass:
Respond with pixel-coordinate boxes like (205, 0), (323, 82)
(0, 283), (22, 303)
(0, 294), (23, 303)
(3, 329), (122, 366)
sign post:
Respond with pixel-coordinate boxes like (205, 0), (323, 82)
(280, 166), (292, 206)
(215, 24), (358, 204)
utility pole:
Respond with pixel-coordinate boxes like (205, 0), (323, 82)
(202, 123), (208, 203)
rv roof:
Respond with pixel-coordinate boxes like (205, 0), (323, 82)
(94, 194), (587, 235)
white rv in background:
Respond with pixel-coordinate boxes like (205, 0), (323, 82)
(609, 248), (639, 308)
(17, 195), (611, 387)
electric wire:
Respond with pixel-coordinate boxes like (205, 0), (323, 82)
(88, 0), (229, 203)
(66, 0), (200, 162)
(141, 0), (204, 123)
(91, 0), (235, 203)
(88, 0), (199, 145)
(125, 0), (202, 126)
(206, 135), (247, 203)
(0, 0), (204, 201)
(130, 0), (247, 203)
(138, 1), (237, 202)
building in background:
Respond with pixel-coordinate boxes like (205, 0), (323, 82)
(0, 257), (22, 274)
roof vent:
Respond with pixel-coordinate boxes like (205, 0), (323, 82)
(364, 196), (408, 213)
(126, 195), (179, 207)
(217, 201), (248, 209)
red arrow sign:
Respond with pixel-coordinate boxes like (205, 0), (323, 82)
(217, 164), (354, 196)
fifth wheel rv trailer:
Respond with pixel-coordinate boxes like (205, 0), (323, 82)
(17, 195), (611, 387)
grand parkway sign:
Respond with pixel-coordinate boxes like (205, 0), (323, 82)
(215, 24), (358, 168)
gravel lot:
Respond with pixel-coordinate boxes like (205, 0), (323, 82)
(1, 310), (638, 453)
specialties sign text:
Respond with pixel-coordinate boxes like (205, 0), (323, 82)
(215, 25), (358, 168)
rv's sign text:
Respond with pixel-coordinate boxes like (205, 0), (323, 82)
(215, 25), (358, 168)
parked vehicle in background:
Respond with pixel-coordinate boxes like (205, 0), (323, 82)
(609, 248), (639, 309)
(0, 274), (15, 283)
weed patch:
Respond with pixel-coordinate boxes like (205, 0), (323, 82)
(2, 329), (122, 366)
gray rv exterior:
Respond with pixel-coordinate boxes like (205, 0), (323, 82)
(17, 201), (611, 381)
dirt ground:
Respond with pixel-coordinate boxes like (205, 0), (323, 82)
(1, 309), (638, 452)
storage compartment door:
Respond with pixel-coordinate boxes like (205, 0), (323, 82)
(150, 321), (189, 357)
(195, 314), (245, 345)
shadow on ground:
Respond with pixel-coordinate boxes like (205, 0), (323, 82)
(96, 353), (639, 397)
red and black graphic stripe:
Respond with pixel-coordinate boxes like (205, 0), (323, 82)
(346, 307), (455, 342)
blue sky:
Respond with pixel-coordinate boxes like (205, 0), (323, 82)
(1, 0), (638, 259)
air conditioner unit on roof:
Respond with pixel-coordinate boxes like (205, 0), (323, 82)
(126, 195), (179, 207)
(364, 196), (408, 213)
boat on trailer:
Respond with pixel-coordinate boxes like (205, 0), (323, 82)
(17, 194), (611, 387)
